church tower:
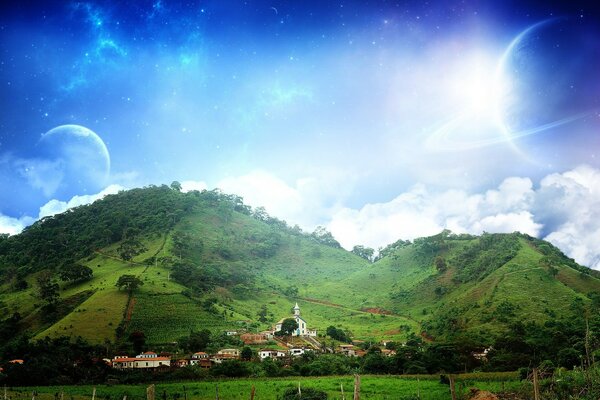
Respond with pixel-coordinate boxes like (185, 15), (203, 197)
(293, 302), (300, 317)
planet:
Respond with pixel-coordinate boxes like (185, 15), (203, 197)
(495, 18), (600, 150)
(26, 125), (111, 201)
(426, 18), (600, 155)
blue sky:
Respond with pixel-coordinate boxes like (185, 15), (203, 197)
(1, 1), (600, 269)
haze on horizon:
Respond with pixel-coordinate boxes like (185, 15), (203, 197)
(0, 0), (599, 269)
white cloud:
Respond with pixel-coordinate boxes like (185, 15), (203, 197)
(327, 177), (542, 252)
(326, 167), (600, 271)
(0, 214), (35, 236)
(215, 169), (351, 229)
(534, 165), (600, 270)
(180, 180), (208, 193)
(37, 184), (124, 218)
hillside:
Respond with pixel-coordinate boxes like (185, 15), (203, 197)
(1, 185), (599, 349)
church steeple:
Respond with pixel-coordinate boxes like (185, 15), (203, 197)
(293, 302), (300, 316)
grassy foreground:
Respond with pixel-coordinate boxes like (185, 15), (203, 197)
(7, 373), (523, 400)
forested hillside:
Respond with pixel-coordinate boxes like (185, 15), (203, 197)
(0, 185), (599, 370)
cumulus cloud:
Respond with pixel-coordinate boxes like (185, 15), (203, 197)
(0, 184), (124, 235)
(38, 184), (124, 218)
(0, 214), (35, 236)
(328, 177), (542, 251)
(327, 166), (600, 270)
(534, 166), (600, 270)
(215, 169), (350, 229)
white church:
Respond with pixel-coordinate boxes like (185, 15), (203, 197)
(274, 303), (317, 337)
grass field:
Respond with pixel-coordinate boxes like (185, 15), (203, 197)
(8, 373), (524, 400)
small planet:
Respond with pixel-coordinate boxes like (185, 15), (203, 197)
(30, 124), (111, 200)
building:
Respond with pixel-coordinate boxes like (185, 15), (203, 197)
(217, 348), (240, 358)
(258, 349), (287, 360)
(289, 347), (309, 357)
(274, 303), (317, 337)
(240, 333), (268, 345)
(112, 352), (171, 369)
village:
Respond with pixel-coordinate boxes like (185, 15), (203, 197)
(110, 303), (397, 370)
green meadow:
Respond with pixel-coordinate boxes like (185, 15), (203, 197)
(8, 373), (524, 400)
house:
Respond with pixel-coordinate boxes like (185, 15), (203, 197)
(381, 349), (396, 357)
(111, 352), (171, 369)
(338, 345), (357, 357)
(189, 352), (211, 367)
(289, 347), (309, 357)
(217, 348), (240, 358)
(174, 359), (189, 368)
(240, 333), (268, 345)
(210, 353), (238, 364)
(225, 331), (239, 336)
(258, 349), (286, 360)
(274, 303), (317, 337)
(9, 359), (24, 364)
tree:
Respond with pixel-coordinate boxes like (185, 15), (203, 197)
(36, 272), (59, 306)
(352, 245), (375, 262)
(548, 265), (559, 278)
(115, 274), (144, 292)
(128, 331), (146, 354)
(59, 263), (93, 283)
(118, 238), (147, 261)
(434, 256), (447, 272)
(277, 318), (299, 336)
(257, 304), (268, 323)
(241, 346), (253, 361)
(170, 181), (182, 191)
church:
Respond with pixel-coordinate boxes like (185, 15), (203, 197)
(274, 303), (317, 337)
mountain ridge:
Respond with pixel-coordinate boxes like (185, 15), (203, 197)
(0, 184), (599, 349)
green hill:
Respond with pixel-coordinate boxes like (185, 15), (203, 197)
(1, 185), (599, 349)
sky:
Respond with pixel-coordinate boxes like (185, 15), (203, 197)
(1, 0), (600, 269)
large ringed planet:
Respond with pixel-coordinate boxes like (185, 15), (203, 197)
(426, 17), (600, 155)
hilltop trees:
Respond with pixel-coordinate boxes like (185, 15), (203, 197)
(351, 245), (375, 262)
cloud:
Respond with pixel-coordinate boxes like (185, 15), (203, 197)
(327, 166), (600, 270)
(534, 166), (600, 270)
(328, 177), (541, 251)
(38, 184), (124, 218)
(180, 180), (208, 193)
(0, 215), (35, 236)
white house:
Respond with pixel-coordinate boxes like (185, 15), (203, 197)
(259, 349), (287, 360)
(289, 347), (309, 357)
(274, 303), (317, 337)
(112, 352), (171, 369)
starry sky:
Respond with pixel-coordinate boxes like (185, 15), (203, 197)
(1, 1), (600, 269)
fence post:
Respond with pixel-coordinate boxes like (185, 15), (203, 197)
(298, 382), (301, 398)
(146, 385), (155, 400)
(532, 368), (540, 400)
(4, 385), (6, 400)
(340, 383), (345, 400)
(417, 377), (420, 400)
(92, 387), (96, 400)
(250, 385), (255, 400)
(449, 376), (456, 400)
(353, 374), (361, 400)
(215, 383), (219, 400)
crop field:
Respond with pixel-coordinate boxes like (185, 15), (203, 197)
(7, 373), (524, 400)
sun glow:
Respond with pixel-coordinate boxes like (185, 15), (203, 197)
(450, 54), (503, 115)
